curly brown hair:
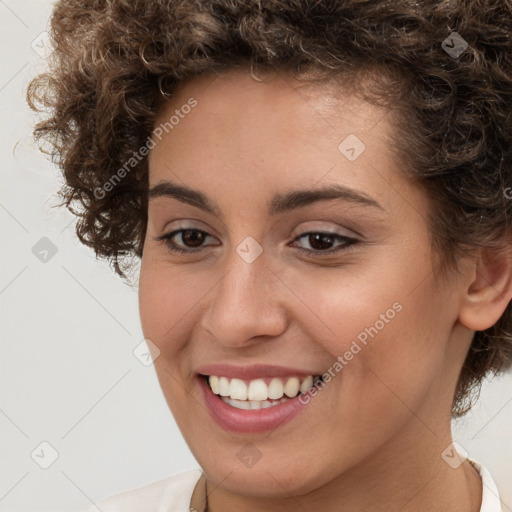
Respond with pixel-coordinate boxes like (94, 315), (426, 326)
(27, 0), (512, 417)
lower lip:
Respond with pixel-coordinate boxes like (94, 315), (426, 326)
(198, 376), (310, 434)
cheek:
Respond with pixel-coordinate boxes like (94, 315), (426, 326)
(283, 256), (452, 417)
(138, 256), (203, 416)
(138, 255), (204, 354)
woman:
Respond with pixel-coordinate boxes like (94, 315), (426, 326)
(27, 0), (512, 510)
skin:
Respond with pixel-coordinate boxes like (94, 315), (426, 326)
(138, 68), (512, 512)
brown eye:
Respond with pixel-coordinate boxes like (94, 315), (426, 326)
(304, 233), (336, 251)
(180, 229), (206, 248)
(153, 228), (217, 254)
(291, 231), (358, 256)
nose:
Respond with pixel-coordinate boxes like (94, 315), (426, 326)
(199, 246), (288, 348)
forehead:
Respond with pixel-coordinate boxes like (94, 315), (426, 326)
(156, 68), (385, 131)
(146, 68), (431, 236)
(149, 68), (393, 181)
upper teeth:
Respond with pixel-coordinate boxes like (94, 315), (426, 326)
(207, 375), (315, 401)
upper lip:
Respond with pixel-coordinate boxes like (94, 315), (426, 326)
(196, 364), (321, 380)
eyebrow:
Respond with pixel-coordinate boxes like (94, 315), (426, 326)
(148, 180), (384, 216)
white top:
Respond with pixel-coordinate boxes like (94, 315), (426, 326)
(85, 460), (503, 512)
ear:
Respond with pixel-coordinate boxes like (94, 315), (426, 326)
(458, 246), (512, 331)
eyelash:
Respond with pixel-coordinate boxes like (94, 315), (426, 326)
(153, 228), (358, 257)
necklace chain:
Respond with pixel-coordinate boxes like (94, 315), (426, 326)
(189, 474), (208, 512)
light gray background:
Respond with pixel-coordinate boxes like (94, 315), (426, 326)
(1, 1), (511, 511)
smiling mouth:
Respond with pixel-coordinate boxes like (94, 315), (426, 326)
(202, 374), (324, 410)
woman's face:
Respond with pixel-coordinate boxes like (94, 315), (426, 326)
(139, 69), (471, 496)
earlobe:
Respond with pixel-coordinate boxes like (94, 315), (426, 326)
(458, 247), (512, 331)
